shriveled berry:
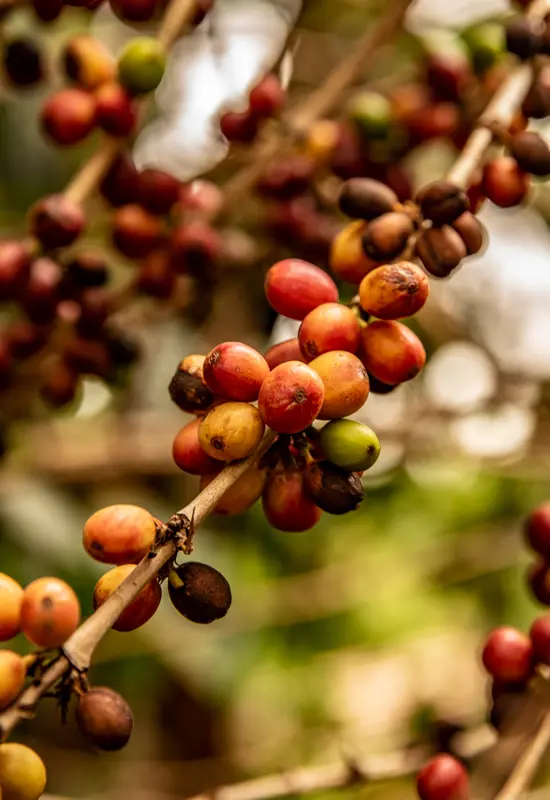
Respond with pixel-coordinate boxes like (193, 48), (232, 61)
(529, 560), (550, 605)
(264, 339), (305, 370)
(258, 361), (324, 434)
(338, 178), (398, 221)
(0, 651), (25, 710)
(0, 743), (47, 800)
(138, 168), (180, 215)
(118, 37), (166, 95)
(530, 614), (550, 665)
(451, 212), (485, 255)
(416, 180), (469, 226)
(112, 205), (164, 259)
(173, 419), (219, 475)
(299, 303), (360, 361)
(95, 82), (137, 137)
(509, 131), (550, 177)
(309, 351), (369, 420)
(3, 39), (44, 87)
(482, 156), (529, 207)
(100, 154), (141, 207)
(30, 195), (86, 250)
(417, 754), (469, 800)
(330, 221), (379, 285)
(21, 258), (63, 325)
(526, 504), (550, 558)
(265, 259), (338, 321)
(415, 225), (467, 278)
(304, 461), (363, 515)
(362, 212), (414, 262)
(482, 626), (534, 683)
(359, 261), (429, 320)
(76, 687), (133, 751)
(0, 241), (31, 301)
(360, 320), (425, 386)
(65, 250), (108, 289)
(263, 469), (322, 532)
(168, 562), (231, 623)
(168, 355), (217, 415)
(505, 18), (541, 60)
(93, 565), (161, 632)
(199, 402), (265, 461)
(83, 504), (157, 565)
(249, 74), (285, 119)
(200, 464), (267, 515)
(137, 249), (175, 299)
(41, 88), (97, 146)
(63, 35), (116, 89)
(318, 419), (380, 472)
(0, 574), (23, 642)
(21, 577), (80, 648)
(204, 342), (269, 402)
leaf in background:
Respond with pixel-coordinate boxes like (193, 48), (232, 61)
(92, 0), (302, 180)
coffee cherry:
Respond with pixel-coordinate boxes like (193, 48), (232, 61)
(509, 131), (550, 177)
(482, 626), (534, 683)
(505, 18), (541, 60)
(199, 402), (265, 461)
(264, 339), (305, 370)
(118, 38), (166, 95)
(64, 337), (112, 379)
(203, 342), (269, 402)
(21, 258), (63, 325)
(359, 320), (425, 386)
(249, 74), (285, 119)
(32, 0), (63, 20)
(0, 651), (25, 709)
(298, 304), (361, 361)
(425, 49), (471, 103)
(258, 361), (325, 434)
(415, 180), (470, 226)
(0, 241), (31, 301)
(100, 154), (141, 207)
(482, 156), (529, 207)
(0, 574), (23, 641)
(318, 419), (380, 472)
(462, 22), (504, 74)
(525, 503), (550, 558)
(93, 565), (161, 632)
(138, 169), (180, 215)
(137, 249), (175, 298)
(3, 39), (44, 87)
(359, 261), (429, 320)
(258, 155), (315, 200)
(330, 221), (379, 285)
(168, 355), (216, 415)
(95, 83), (137, 137)
(41, 360), (80, 408)
(84, 504), (157, 565)
(63, 35), (116, 89)
(530, 614), (550, 665)
(220, 110), (258, 143)
(265, 259), (338, 321)
(7, 323), (48, 360)
(76, 288), (111, 337)
(522, 66), (550, 117)
(367, 372), (397, 394)
(41, 88), (97, 146)
(65, 250), (108, 289)
(76, 687), (133, 751)
(528, 560), (550, 605)
(451, 212), (485, 255)
(170, 222), (221, 276)
(173, 419), (219, 475)
(110, 0), (158, 20)
(417, 754), (469, 800)
(168, 562), (231, 623)
(263, 469), (322, 532)
(200, 464), (267, 515)
(309, 351), (370, 420)
(177, 179), (223, 217)
(30, 195), (86, 250)
(112, 205), (164, 259)
(0, 743), (47, 800)
(348, 91), (391, 139)
(304, 461), (363, 515)
(362, 212), (414, 262)
(415, 225), (467, 278)
(104, 328), (140, 369)
(21, 577), (80, 648)
(338, 178), (398, 221)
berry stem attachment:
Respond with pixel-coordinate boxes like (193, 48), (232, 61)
(168, 566), (185, 590)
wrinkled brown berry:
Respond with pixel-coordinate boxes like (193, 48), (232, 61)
(415, 225), (467, 278)
(303, 461), (363, 515)
(362, 212), (414, 262)
(338, 178), (398, 221)
(168, 562), (231, 624)
(76, 687), (133, 751)
(415, 179), (470, 226)
(168, 354), (216, 414)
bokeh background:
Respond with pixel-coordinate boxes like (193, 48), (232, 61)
(1, 0), (550, 797)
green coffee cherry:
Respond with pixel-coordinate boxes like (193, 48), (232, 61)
(347, 91), (391, 140)
(118, 37), (166, 95)
(318, 419), (381, 472)
(461, 23), (504, 74)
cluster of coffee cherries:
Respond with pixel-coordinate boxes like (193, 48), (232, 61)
(220, 74), (286, 144)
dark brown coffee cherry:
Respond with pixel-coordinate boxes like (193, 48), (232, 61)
(65, 250), (108, 289)
(21, 258), (63, 324)
(509, 131), (550, 176)
(168, 562), (231, 624)
(168, 355), (216, 415)
(3, 38), (44, 87)
(505, 18), (542, 60)
(522, 67), (550, 118)
(137, 250), (175, 299)
(415, 225), (467, 278)
(451, 212), (485, 255)
(30, 195), (86, 250)
(76, 687), (133, 751)
(104, 328), (140, 368)
(303, 461), (363, 515)
(361, 212), (414, 261)
(338, 178), (398, 221)
(415, 180), (470, 226)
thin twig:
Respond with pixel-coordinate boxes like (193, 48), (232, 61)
(493, 711), (550, 800)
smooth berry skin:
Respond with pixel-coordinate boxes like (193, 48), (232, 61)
(93, 565), (161, 632)
(529, 560), (550, 605)
(112, 205), (164, 259)
(359, 261), (429, 321)
(0, 651), (26, 710)
(530, 615), (550, 665)
(359, 320), (426, 386)
(100, 154), (141, 207)
(258, 361), (325, 434)
(262, 469), (322, 533)
(299, 303), (361, 361)
(20, 577), (80, 648)
(482, 626), (534, 683)
(265, 259), (338, 321)
(482, 157), (529, 208)
(172, 419), (219, 475)
(95, 83), (137, 137)
(0, 241), (31, 301)
(41, 88), (97, 146)
(249, 74), (285, 119)
(417, 755), (470, 800)
(203, 342), (270, 402)
(220, 110), (258, 143)
(309, 351), (370, 420)
(138, 169), (180, 215)
(525, 503), (550, 558)
(30, 195), (86, 250)
(0, 573), (23, 642)
(83, 504), (157, 565)
(264, 338), (305, 370)
(330, 221), (379, 285)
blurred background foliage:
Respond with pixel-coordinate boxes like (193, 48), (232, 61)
(1, 0), (550, 797)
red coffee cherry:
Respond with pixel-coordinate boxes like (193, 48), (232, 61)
(525, 503), (550, 558)
(417, 754), (469, 800)
(93, 565), (161, 632)
(203, 342), (269, 402)
(360, 320), (426, 386)
(249, 74), (285, 119)
(359, 262), (429, 320)
(30, 195), (86, 250)
(0, 241), (31, 301)
(220, 109), (258, 143)
(95, 83), (137, 137)
(112, 205), (164, 259)
(41, 88), (97, 146)
(76, 687), (133, 751)
(168, 354), (217, 415)
(168, 562), (232, 623)
(262, 469), (322, 532)
(83, 504), (157, 565)
(137, 250), (176, 299)
(530, 614), (550, 665)
(6, 322), (49, 360)
(199, 402), (265, 461)
(172, 419), (219, 475)
(100, 154), (141, 207)
(265, 259), (338, 321)
(330, 222), (379, 285)
(41, 359), (80, 408)
(258, 155), (316, 200)
(63, 35), (116, 90)
(177, 179), (223, 217)
(299, 303), (361, 361)
(110, 0), (158, 22)
(309, 351), (370, 420)
(170, 222), (221, 275)
(528, 559), (550, 605)
(264, 338), (305, 370)
(426, 51), (471, 102)
(258, 361), (325, 434)
(0, 573), (23, 642)
(200, 464), (267, 515)
(482, 626), (534, 683)
(21, 258), (63, 325)
(0, 650), (26, 709)
(21, 577), (80, 648)
(482, 156), (529, 207)
(138, 168), (180, 215)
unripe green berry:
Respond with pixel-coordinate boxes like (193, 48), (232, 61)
(319, 419), (381, 472)
(118, 37), (166, 95)
(347, 91), (391, 140)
